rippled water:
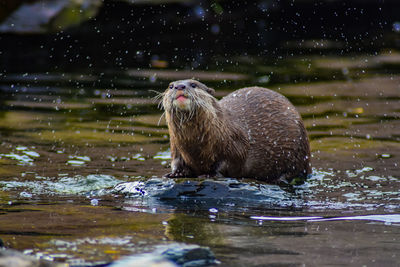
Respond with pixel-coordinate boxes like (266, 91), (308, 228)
(0, 53), (399, 266)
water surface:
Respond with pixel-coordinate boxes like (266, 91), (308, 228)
(0, 53), (399, 266)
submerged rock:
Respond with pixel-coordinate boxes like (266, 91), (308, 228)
(161, 245), (218, 267)
(0, 248), (65, 267)
(110, 244), (217, 267)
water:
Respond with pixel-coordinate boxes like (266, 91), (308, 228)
(0, 53), (399, 266)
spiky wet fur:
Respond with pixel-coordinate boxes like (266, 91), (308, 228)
(160, 80), (248, 178)
(162, 84), (217, 125)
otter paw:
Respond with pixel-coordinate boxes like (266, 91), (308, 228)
(197, 173), (217, 178)
(197, 171), (223, 178)
(163, 171), (188, 178)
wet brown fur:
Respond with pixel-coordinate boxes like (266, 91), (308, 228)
(161, 79), (311, 182)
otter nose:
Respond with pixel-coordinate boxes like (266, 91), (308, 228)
(174, 84), (186, 90)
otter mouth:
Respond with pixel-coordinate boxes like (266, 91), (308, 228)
(176, 95), (187, 101)
(175, 90), (187, 100)
(173, 91), (190, 108)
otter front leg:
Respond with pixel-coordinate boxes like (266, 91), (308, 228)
(197, 161), (224, 178)
(164, 147), (194, 178)
(164, 156), (193, 178)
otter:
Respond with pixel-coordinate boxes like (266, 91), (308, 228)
(160, 79), (311, 183)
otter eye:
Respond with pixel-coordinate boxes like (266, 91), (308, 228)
(190, 83), (197, 88)
(169, 84), (173, 89)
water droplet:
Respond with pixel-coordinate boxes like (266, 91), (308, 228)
(209, 208), (218, 213)
(90, 199), (99, 206)
(393, 22), (400, 32)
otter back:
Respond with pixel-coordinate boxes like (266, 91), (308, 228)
(219, 87), (311, 181)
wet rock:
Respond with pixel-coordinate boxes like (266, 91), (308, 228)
(110, 244), (217, 267)
(112, 178), (302, 210)
(0, 0), (102, 34)
(0, 248), (64, 267)
(161, 245), (218, 267)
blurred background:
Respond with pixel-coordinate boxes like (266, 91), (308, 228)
(1, 0), (399, 73)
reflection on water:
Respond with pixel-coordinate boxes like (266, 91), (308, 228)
(0, 53), (399, 265)
(251, 214), (400, 224)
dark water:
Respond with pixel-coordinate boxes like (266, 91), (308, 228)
(0, 53), (399, 266)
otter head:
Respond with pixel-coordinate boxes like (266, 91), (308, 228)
(162, 79), (215, 116)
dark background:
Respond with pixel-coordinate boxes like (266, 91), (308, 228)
(0, 0), (399, 72)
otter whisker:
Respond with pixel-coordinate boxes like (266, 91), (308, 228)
(150, 90), (164, 100)
(157, 111), (166, 126)
(150, 90), (166, 110)
(188, 105), (196, 121)
(178, 110), (185, 127)
(172, 108), (184, 128)
(158, 101), (163, 110)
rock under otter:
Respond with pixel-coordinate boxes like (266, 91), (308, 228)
(161, 79), (311, 183)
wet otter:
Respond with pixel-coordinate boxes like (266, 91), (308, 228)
(161, 79), (311, 183)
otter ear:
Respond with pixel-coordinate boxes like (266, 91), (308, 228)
(206, 87), (215, 96)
